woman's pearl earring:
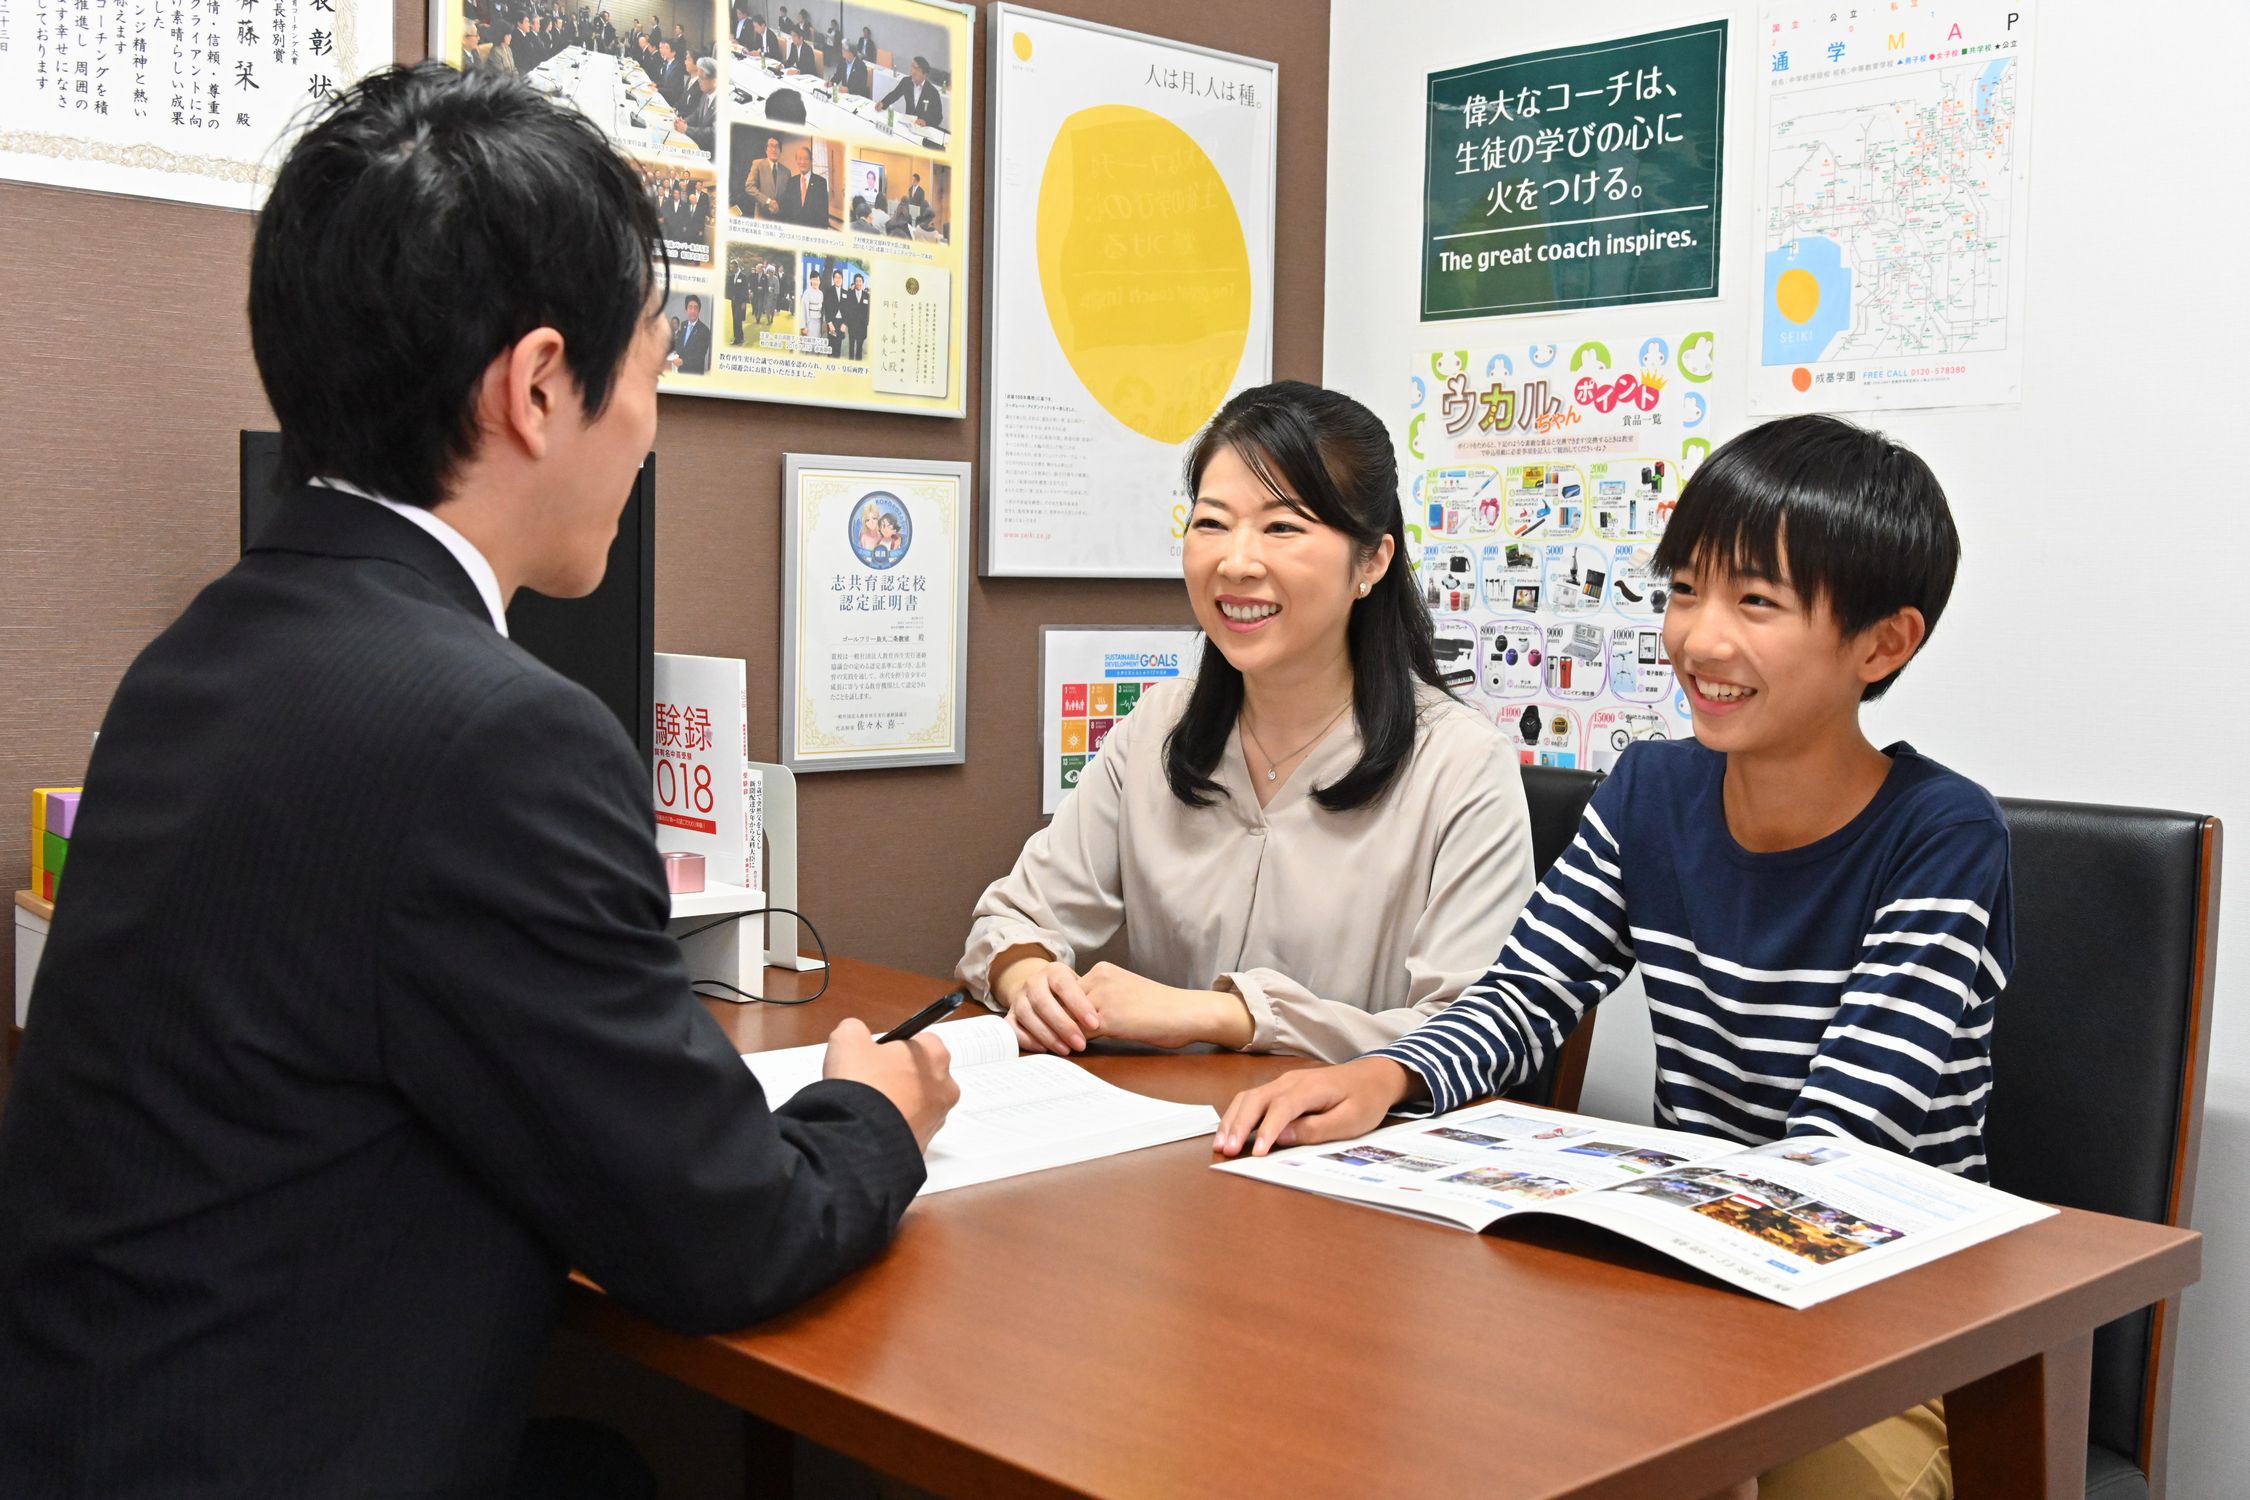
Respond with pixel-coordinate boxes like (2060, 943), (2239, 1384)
(1357, 581), (1370, 596)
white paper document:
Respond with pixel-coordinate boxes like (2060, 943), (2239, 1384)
(1214, 1101), (2054, 1309)
(745, 1015), (1218, 1194)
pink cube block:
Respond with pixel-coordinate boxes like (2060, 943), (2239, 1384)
(46, 790), (81, 840)
(663, 851), (705, 894)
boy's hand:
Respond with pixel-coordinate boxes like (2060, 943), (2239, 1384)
(821, 1018), (958, 1151)
(1214, 1057), (1416, 1157)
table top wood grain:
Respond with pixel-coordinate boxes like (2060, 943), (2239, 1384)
(564, 957), (2200, 1500)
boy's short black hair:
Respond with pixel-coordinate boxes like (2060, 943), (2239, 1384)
(1651, 414), (1959, 701)
(250, 62), (664, 510)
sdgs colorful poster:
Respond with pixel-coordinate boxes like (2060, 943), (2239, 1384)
(982, 6), (1277, 577)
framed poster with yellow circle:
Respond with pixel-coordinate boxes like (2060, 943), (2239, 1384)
(983, 5), (1277, 577)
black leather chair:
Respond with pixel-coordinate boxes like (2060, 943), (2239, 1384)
(1506, 766), (1605, 1111)
(1985, 799), (2222, 1500)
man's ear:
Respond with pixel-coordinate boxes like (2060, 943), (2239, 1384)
(477, 327), (571, 460)
(1853, 605), (1928, 689)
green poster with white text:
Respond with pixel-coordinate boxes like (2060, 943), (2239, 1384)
(1423, 21), (1728, 320)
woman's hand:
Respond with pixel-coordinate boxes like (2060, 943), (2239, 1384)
(992, 955), (1254, 1054)
(1003, 959), (1101, 1054)
(1079, 962), (1254, 1051)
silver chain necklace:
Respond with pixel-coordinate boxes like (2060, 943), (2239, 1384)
(1241, 699), (1353, 783)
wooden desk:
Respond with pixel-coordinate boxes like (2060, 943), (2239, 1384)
(566, 958), (2199, 1500)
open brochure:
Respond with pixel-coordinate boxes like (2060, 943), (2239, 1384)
(744, 1015), (1218, 1195)
(1213, 1101), (2054, 1308)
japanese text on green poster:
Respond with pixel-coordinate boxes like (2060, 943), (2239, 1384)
(1423, 21), (1728, 320)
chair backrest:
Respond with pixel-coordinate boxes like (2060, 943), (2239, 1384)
(1985, 798), (2221, 1497)
(1506, 766), (1605, 1110)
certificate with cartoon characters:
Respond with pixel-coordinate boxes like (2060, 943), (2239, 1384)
(781, 454), (971, 770)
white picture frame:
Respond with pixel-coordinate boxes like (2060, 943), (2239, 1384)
(983, 5), (1278, 577)
(781, 452), (972, 770)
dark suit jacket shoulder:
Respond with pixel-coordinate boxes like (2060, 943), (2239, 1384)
(0, 488), (921, 1498)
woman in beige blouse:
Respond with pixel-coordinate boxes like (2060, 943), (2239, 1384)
(958, 381), (1535, 1061)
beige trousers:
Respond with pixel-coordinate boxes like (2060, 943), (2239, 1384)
(1758, 1398), (1950, 1500)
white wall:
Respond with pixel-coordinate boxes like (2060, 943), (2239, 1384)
(1325, 1), (2250, 1489)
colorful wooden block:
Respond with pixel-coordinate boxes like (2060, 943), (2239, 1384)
(45, 790), (80, 840)
(29, 785), (80, 893)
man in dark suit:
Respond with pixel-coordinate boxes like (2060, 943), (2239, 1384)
(843, 271), (871, 361)
(0, 63), (953, 1500)
(654, 37), (688, 106)
(784, 140), (828, 228)
(779, 26), (817, 73)
(727, 257), (750, 342)
(680, 58), (719, 155)
(903, 170), (930, 216)
(672, 292), (713, 373)
(878, 55), (944, 128)
(830, 38), (871, 99)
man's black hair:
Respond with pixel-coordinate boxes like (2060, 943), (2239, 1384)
(250, 61), (664, 510)
(1650, 413), (1960, 701)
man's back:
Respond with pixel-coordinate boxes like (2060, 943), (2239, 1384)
(0, 490), (925, 1496)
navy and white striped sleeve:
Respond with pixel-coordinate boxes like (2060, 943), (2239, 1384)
(1366, 794), (1636, 1116)
(1786, 816), (2012, 1175)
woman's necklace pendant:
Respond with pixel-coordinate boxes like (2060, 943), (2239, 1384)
(1266, 768), (1278, 782)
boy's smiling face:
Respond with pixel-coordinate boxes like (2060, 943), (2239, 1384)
(1662, 548), (1914, 755)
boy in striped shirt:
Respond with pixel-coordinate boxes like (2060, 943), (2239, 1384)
(1217, 413), (2008, 1500)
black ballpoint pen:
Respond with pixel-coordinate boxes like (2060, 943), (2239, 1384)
(878, 988), (971, 1044)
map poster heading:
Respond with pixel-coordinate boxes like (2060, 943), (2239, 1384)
(1750, 1), (2035, 412)
(1421, 21), (1728, 322)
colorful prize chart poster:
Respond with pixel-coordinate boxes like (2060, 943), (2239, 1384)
(984, 6), (1277, 577)
(1750, 1), (2035, 413)
(433, 0), (971, 414)
(1037, 626), (1201, 815)
(1403, 323), (1725, 772)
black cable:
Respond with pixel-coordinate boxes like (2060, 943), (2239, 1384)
(682, 905), (831, 1007)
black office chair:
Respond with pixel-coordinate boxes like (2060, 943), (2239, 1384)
(1984, 799), (2222, 1500)
(1505, 766), (1605, 1111)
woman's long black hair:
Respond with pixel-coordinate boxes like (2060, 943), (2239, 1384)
(1163, 381), (1444, 813)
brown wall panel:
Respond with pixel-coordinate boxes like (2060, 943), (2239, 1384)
(0, 0), (1328, 1000)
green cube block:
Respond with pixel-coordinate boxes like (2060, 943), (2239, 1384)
(41, 829), (67, 881)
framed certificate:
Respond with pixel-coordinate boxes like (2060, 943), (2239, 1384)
(781, 453), (971, 770)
